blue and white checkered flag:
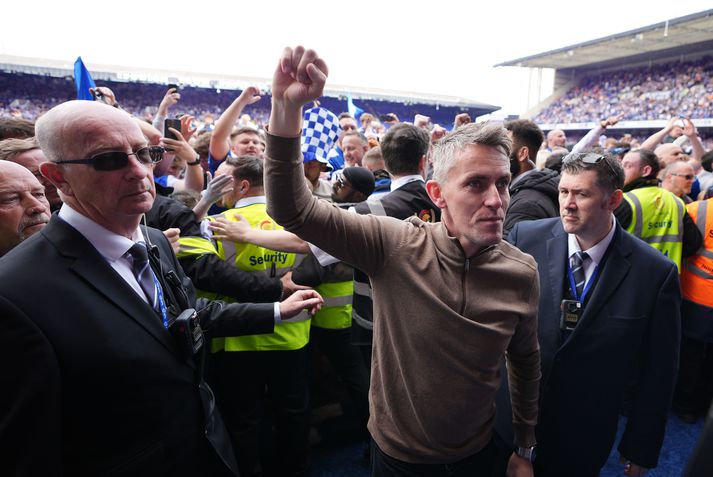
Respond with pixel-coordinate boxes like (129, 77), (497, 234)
(302, 107), (340, 169)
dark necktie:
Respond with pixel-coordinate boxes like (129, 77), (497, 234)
(128, 242), (157, 309)
(570, 251), (589, 299)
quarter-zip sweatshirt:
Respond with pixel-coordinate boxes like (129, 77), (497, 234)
(265, 132), (541, 464)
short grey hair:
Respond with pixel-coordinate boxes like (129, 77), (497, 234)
(431, 122), (511, 184)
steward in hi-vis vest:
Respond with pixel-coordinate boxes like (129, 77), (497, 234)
(622, 186), (685, 270)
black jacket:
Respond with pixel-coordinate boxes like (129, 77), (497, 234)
(504, 169), (560, 238)
(0, 217), (274, 476)
(145, 195), (283, 303)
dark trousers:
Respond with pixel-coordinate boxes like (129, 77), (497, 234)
(311, 326), (370, 433)
(674, 335), (713, 416)
(210, 348), (310, 477)
(371, 438), (495, 477)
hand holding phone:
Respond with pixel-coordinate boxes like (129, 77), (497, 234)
(164, 118), (182, 141)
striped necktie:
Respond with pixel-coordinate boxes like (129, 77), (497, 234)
(570, 251), (589, 299)
(128, 242), (158, 309)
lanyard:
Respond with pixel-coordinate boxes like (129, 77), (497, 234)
(153, 273), (169, 329)
(567, 262), (599, 302)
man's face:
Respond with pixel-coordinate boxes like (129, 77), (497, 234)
(342, 135), (365, 167)
(621, 151), (645, 185)
(168, 157), (185, 178)
(559, 170), (616, 243)
(51, 114), (155, 234)
(215, 162), (237, 208)
(303, 160), (325, 183)
(232, 132), (261, 157)
(657, 144), (684, 166)
(331, 172), (356, 203)
(0, 163), (50, 255)
(549, 130), (566, 148)
(339, 117), (357, 135)
(427, 145), (510, 256)
(12, 148), (62, 208)
(665, 163), (695, 197)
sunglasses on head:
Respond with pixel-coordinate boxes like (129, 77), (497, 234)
(54, 146), (165, 171)
(562, 151), (616, 173)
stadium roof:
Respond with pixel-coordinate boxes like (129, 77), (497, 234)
(495, 9), (713, 70)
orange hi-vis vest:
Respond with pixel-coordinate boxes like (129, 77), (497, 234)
(681, 199), (713, 308)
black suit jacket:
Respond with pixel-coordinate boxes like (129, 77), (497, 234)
(351, 180), (440, 341)
(499, 217), (680, 475)
(0, 215), (274, 477)
(353, 179), (440, 222)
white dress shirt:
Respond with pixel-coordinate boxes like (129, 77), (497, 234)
(58, 203), (150, 304)
(567, 215), (617, 289)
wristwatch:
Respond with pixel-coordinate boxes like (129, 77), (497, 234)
(516, 445), (536, 463)
(187, 155), (201, 166)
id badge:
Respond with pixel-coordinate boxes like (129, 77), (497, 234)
(560, 299), (582, 331)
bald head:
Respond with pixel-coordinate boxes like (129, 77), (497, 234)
(547, 129), (566, 148)
(662, 160), (695, 198)
(655, 143), (685, 167)
(37, 100), (144, 163)
(0, 161), (50, 256)
(36, 100), (156, 238)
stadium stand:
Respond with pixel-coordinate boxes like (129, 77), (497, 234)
(0, 65), (495, 130)
(498, 9), (713, 146)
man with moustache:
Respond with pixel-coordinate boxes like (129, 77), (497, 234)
(0, 137), (62, 211)
(507, 151), (681, 477)
(0, 160), (50, 256)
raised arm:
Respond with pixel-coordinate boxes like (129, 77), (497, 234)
(209, 86), (262, 162)
(640, 118), (678, 151)
(264, 46), (403, 277)
(152, 87), (180, 133)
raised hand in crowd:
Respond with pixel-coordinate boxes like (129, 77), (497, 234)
(160, 120), (204, 192)
(269, 46), (328, 137)
(454, 112), (471, 129)
(679, 118), (705, 161)
(414, 114), (430, 129)
(431, 124), (448, 142)
(192, 173), (234, 220)
(209, 86), (262, 163)
(640, 117), (682, 151)
(600, 115), (620, 128)
(157, 87), (181, 118)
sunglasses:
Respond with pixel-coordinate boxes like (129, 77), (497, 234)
(562, 152), (617, 173)
(670, 173), (695, 180)
(54, 146), (165, 171)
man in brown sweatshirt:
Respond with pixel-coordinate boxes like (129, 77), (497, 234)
(264, 46), (541, 477)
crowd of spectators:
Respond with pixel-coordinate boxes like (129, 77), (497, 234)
(0, 71), (476, 130)
(535, 56), (713, 124)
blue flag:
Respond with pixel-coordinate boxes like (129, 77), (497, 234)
(347, 95), (364, 121)
(74, 57), (96, 101)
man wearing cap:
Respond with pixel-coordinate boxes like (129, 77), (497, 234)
(332, 167), (375, 205)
